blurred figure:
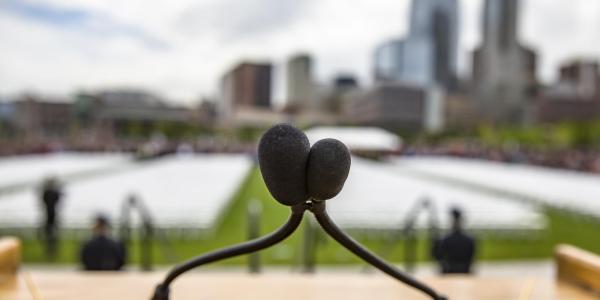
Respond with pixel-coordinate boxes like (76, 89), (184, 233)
(80, 215), (127, 271)
(40, 177), (62, 259)
(432, 208), (476, 274)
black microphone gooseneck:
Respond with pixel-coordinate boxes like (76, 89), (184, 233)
(150, 124), (447, 300)
(310, 200), (445, 300)
(152, 203), (306, 300)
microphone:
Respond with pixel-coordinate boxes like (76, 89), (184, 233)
(258, 124), (310, 206)
(306, 138), (351, 201)
(150, 124), (447, 300)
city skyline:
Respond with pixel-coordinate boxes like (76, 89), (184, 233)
(0, 0), (599, 106)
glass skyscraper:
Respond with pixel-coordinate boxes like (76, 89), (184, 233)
(374, 0), (459, 89)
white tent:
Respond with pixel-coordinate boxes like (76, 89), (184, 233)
(305, 126), (402, 152)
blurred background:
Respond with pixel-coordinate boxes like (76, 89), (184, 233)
(0, 0), (599, 277)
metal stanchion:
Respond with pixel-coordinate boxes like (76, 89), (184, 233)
(119, 194), (155, 271)
(300, 215), (317, 273)
(247, 199), (262, 273)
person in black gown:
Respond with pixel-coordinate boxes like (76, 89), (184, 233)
(80, 215), (127, 271)
(432, 208), (476, 274)
(40, 177), (62, 259)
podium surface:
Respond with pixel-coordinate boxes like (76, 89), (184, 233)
(2, 272), (598, 300)
(2, 243), (599, 299)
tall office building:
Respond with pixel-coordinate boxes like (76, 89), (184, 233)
(406, 0), (459, 88)
(220, 62), (272, 118)
(472, 0), (537, 124)
(373, 0), (459, 89)
(286, 54), (315, 110)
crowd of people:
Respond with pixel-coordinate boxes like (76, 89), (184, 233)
(4, 131), (599, 174)
(403, 142), (600, 174)
(0, 138), (257, 158)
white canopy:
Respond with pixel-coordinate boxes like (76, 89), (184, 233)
(305, 126), (401, 152)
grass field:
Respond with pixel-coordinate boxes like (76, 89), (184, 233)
(13, 166), (600, 269)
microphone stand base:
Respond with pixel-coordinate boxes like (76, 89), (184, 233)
(151, 284), (170, 300)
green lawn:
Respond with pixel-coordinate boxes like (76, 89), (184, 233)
(14, 166), (600, 269)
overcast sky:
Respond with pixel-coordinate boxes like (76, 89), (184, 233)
(0, 0), (599, 106)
